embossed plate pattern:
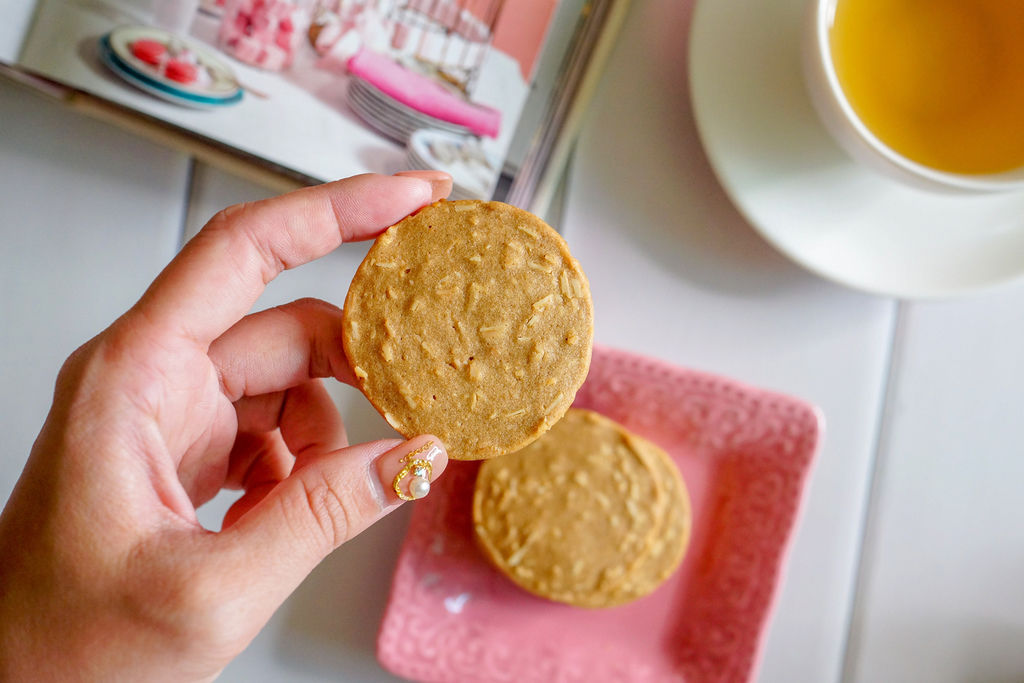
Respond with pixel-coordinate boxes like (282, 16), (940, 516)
(378, 345), (822, 682)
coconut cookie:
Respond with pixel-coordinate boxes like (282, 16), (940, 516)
(342, 200), (593, 460)
(473, 409), (691, 609)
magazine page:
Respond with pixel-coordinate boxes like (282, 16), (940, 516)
(17, 0), (566, 198)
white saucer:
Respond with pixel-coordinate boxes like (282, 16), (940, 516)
(688, 0), (1024, 299)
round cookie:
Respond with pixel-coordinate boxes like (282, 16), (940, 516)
(342, 200), (593, 460)
(473, 409), (689, 608)
(604, 434), (691, 605)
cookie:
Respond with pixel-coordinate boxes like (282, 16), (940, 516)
(473, 409), (690, 608)
(604, 434), (691, 605)
(342, 200), (593, 460)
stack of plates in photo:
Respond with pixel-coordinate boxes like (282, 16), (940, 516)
(346, 76), (472, 144)
(405, 128), (499, 200)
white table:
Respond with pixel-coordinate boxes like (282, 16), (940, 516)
(2, 0), (1023, 679)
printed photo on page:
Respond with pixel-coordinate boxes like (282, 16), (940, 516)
(12, 0), (564, 199)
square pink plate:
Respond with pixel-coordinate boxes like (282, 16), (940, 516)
(378, 345), (823, 682)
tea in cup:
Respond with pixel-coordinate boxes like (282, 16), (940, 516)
(803, 0), (1024, 192)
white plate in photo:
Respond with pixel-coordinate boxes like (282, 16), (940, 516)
(101, 25), (241, 107)
(349, 83), (457, 135)
(407, 128), (497, 199)
(404, 149), (476, 200)
(689, 0), (1024, 299)
(347, 83), (419, 141)
(350, 78), (461, 129)
(350, 78), (471, 135)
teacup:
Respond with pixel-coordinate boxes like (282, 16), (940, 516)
(802, 0), (1024, 193)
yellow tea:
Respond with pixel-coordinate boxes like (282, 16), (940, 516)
(830, 0), (1024, 175)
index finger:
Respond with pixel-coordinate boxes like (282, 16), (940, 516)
(131, 172), (451, 347)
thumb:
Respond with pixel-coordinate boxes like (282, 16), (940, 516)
(214, 435), (447, 622)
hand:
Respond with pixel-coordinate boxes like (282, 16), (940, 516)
(0, 172), (452, 681)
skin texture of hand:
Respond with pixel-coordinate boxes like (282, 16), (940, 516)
(0, 172), (453, 681)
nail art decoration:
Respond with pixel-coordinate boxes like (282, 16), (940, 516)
(393, 441), (442, 501)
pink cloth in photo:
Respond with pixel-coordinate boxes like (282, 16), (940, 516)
(346, 48), (501, 138)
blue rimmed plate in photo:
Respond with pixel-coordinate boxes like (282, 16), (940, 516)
(99, 25), (242, 109)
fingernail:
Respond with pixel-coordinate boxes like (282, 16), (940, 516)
(378, 435), (448, 504)
(394, 170), (453, 202)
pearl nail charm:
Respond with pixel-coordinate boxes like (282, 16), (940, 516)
(409, 475), (431, 499)
(392, 441), (437, 501)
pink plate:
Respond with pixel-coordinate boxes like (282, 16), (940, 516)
(377, 345), (823, 682)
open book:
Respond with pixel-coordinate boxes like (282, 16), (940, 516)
(0, 0), (629, 213)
